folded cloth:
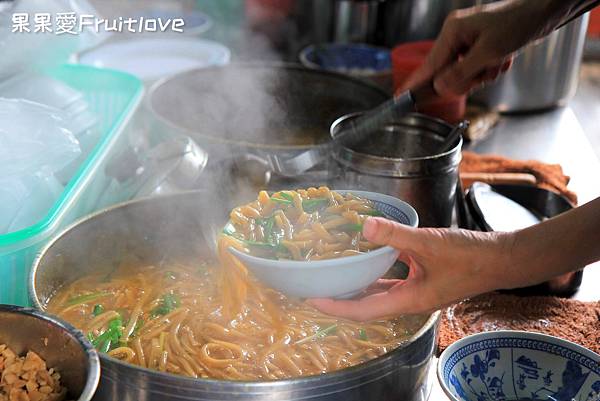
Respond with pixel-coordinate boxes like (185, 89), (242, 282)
(439, 292), (600, 355)
(460, 151), (578, 205)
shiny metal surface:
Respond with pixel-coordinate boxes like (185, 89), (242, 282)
(273, 91), (415, 177)
(330, 113), (463, 227)
(332, 0), (380, 43)
(0, 305), (100, 401)
(30, 192), (440, 401)
(379, 0), (473, 46)
(146, 63), (389, 177)
(472, 15), (589, 111)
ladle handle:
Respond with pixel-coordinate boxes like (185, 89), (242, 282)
(409, 80), (438, 109)
(440, 120), (468, 153)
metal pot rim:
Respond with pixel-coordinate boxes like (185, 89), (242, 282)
(29, 191), (440, 387)
(330, 112), (463, 177)
(146, 62), (388, 152)
(0, 305), (101, 401)
(331, 111), (462, 162)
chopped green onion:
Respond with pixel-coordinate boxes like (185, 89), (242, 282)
(270, 196), (329, 212)
(92, 304), (104, 316)
(295, 324), (338, 345)
(338, 223), (364, 232)
(240, 239), (287, 252)
(150, 293), (181, 317)
(130, 317), (144, 338)
(165, 271), (177, 280)
(278, 192), (294, 202)
(359, 329), (368, 340)
(302, 198), (329, 213)
(270, 196), (292, 205)
(91, 315), (123, 352)
(255, 216), (276, 244)
(263, 217), (275, 243)
(67, 291), (110, 307)
(98, 339), (112, 353)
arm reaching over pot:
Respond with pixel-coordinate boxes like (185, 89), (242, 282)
(403, 0), (600, 97)
(309, 197), (600, 321)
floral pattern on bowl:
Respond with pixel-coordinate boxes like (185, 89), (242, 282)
(438, 331), (600, 401)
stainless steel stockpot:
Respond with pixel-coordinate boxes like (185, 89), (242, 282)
(30, 191), (440, 401)
(472, 14), (589, 111)
(146, 63), (389, 177)
(330, 113), (463, 228)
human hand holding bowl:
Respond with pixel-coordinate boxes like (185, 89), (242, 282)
(225, 188), (418, 299)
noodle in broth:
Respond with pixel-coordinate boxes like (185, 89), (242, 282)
(225, 187), (384, 261)
(46, 188), (426, 381)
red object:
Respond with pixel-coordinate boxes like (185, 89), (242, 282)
(588, 8), (600, 37)
(392, 41), (466, 124)
(245, 0), (294, 22)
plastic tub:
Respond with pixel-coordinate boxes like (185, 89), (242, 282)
(0, 64), (143, 306)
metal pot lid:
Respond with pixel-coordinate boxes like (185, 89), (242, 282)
(146, 63), (389, 151)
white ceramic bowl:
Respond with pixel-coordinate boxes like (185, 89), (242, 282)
(228, 190), (418, 299)
(438, 330), (600, 401)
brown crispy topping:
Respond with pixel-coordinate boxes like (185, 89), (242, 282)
(0, 345), (66, 401)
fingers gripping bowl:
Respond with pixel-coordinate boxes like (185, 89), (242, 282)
(225, 188), (419, 298)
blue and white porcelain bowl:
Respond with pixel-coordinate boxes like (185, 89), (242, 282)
(438, 330), (600, 401)
(299, 43), (393, 88)
(299, 43), (392, 74)
(228, 190), (418, 299)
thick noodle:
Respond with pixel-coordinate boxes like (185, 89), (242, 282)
(46, 187), (426, 380)
(47, 257), (425, 380)
(226, 187), (385, 261)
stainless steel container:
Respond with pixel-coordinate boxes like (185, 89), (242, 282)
(330, 113), (463, 227)
(146, 64), (388, 177)
(379, 0), (473, 46)
(0, 305), (101, 401)
(332, 0), (381, 43)
(472, 15), (589, 112)
(30, 191), (440, 401)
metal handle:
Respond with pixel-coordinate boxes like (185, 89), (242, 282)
(410, 79), (438, 108)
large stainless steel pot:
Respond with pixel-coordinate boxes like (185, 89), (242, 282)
(330, 113), (463, 228)
(30, 191), (440, 401)
(146, 63), (389, 177)
(472, 14), (589, 112)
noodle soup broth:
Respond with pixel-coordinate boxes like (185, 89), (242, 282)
(47, 260), (427, 381)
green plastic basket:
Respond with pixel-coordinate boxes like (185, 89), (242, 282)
(0, 64), (143, 306)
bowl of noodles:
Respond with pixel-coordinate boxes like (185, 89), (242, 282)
(30, 190), (438, 401)
(222, 187), (418, 298)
